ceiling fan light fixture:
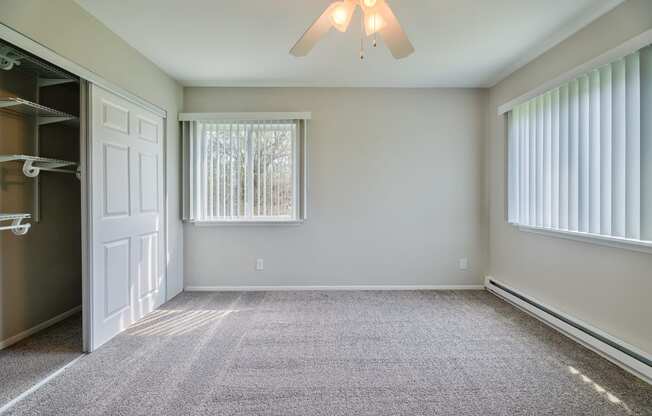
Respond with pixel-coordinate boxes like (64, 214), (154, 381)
(290, 0), (413, 60)
(331, 7), (348, 25)
(364, 13), (386, 36)
(329, 0), (355, 32)
(359, 0), (384, 14)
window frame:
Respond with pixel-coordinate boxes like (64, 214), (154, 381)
(501, 35), (652, 254)
(181, 113), (310, 225)
(516, 223), (652, 255)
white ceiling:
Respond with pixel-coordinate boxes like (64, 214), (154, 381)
(75, 0), (624, 88)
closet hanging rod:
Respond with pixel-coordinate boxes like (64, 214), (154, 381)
(30, 165), (82, 180)
(0, 213), (31, 235)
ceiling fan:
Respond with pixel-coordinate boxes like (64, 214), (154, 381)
(290, 0), (414, 60)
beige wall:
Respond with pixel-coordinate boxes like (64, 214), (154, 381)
(488, 0), (652, 355)
(183, 87), (488, 288)
(0, 0), (184, 342)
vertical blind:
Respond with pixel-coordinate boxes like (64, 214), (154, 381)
(183, 120), (306, 221)
(507, 45), (652, 242)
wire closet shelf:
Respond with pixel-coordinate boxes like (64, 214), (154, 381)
(0, 154), (79, 178)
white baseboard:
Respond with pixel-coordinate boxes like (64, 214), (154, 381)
(0, 305), (82, 350)
(485, 276), (651, 384)
(185, 284), (485, 292)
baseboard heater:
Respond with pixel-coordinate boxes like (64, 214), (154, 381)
(486, 278), (651, 383)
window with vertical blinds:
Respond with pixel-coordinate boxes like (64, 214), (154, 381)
(507, 45), (652, 245)
(182, 118), (307, 223)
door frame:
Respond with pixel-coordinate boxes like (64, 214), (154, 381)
(0, 23), (170, 353)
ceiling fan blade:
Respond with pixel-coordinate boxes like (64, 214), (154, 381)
(377, 1), (414, 59)
(290, 3), (337, 57)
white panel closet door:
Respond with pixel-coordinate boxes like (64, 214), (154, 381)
(90, 85), (165, 350)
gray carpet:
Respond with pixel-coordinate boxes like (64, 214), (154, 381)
(0, 312), (82, 408)
(3, 291), (651, 416)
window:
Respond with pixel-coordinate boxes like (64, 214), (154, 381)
(507, 45), (652, 246)
(182, 116), (308, 223)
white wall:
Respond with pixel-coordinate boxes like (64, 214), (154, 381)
(488, 0), (652, 355)
(0, 0), (184, 299)
(183, 87), (488, 288)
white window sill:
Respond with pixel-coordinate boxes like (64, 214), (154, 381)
(189, 219), (304, 226)
(512, 223), (652, 254)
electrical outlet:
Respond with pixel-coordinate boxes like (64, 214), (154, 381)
(256, 258), (264, 271)
(459, 258), (469, 271)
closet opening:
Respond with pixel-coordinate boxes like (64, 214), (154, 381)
(0, 39), (84, 407)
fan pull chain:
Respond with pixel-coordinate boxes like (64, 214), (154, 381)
(359, 10), (365, 60)
(373, 14), (377, 47)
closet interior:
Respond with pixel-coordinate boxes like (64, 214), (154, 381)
(0, 39), (83, 406)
